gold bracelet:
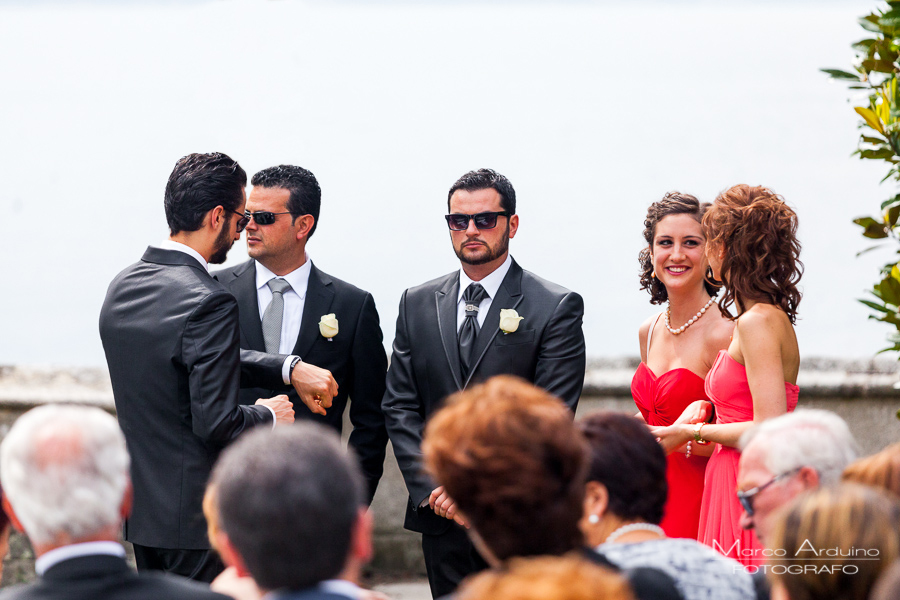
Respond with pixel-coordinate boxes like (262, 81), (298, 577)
(693, 423), (710, 445)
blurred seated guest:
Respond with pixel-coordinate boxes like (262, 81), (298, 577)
(0, 485), (11, 583)
(767, 483), (900, 600)
(422, 375), (682, 600)
(579, 412), (754, 600)
(203, 486), (261, 600)
(208, 422), (373, 600)
(0, 404), (226, 600)
(458, 555), (633, 600)
(842, 441), (900, 498)
(737, 409), (859, 547)
(870, 559), (900, 600)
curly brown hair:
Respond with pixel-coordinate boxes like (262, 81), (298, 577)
(422, 376), (589, 562)
(703, 184), (803, 323)
(639, 191), (718, 304)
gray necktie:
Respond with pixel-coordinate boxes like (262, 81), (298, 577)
(262, 278), (292, 353)
(458, 283), (489, 380)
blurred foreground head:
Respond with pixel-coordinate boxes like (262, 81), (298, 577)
(0, 404), (130, 548)
(422, 375), (588, 564)
(458, 555), (632, 600)
(209, 422), (368, 592)
(768, 483), (900, 600)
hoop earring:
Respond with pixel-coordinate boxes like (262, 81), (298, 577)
(704, 266), (722, 288)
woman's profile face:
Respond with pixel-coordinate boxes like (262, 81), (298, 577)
(651, 213), (707, 295)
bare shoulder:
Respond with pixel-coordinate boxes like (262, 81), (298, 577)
(735, 304), (796, 352)
(705, 308), (735, 351)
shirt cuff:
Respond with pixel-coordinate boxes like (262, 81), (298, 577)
(282, 355), (299, 385)
(263, 404), (277, 429)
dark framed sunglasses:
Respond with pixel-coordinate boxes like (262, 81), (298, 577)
(736, 467), (802, 517)
(229, 210), (250, 233)
(445, 211), (511, 231)
(245, 210), (293, 226)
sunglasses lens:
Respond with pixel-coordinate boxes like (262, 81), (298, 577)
(252, 211), (276, 225)
(237, 217), (250, 232)
(473, 213), (498, 229)
(737, 494), (753, 517)
(447, 215), (469, 230)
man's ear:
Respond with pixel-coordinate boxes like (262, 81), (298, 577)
(350, 508), (373, 564)
(293, 215), (315, 241)
(209, 205), (226, 231)
(2, 495), (25, 534)
(798, 465), (820, 491)
(215, 531), (252, 578)
(120, 481), (134, 520)
(507, 214), (519, 239)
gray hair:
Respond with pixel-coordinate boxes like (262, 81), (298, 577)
(211, 422), (365, 591)
(740, 409), (859, 485)
(0, 404), (130, 546)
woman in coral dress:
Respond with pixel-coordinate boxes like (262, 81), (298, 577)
(651, 185), (802, 567)
(632, 192), (734, 540)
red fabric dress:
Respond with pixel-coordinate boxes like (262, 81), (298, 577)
(632, 363), (710, 539)
(698, 350), (799, 567)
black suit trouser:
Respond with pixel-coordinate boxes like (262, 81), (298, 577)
(132, 543), (225, 583)
(421, 523), (489, 598)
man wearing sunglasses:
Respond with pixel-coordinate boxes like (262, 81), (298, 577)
(99, 153), (299, 583)
(215, 164), (388, 504)
(382, 168), (587, 598)
(736, 409), (858, 548)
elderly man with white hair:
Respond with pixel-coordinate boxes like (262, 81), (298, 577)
(0, 404), (227, 600)
(737, 408), (860, 547)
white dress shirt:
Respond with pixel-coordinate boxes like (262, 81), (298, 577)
(456, 254), (513, 330)
(256, 257), (312, 383)
(35, 541), (125, 575)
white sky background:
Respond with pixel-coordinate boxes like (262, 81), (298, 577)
(0, 0), (891, 366)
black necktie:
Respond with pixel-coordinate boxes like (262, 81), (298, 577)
(459, 283), (489, 380)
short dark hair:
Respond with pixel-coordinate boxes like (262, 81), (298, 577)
(448, 168), (516, 214)
(423, 376), (588, 561)
(578, 412), (668, 525)
(164, 153), (246, 235)
(211, 423), (364, 591)
(251, 165), (322, 237)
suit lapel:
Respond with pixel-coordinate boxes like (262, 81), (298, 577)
(232, 261), (266, 351)
(463, 260), (524, 388)
(435, 274), (463, 390)
(293, 263), (335, 359)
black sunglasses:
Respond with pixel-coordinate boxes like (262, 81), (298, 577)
(244, 210), (293, 226)
(229, 210), (250, 233)
(445, 211), (511, 231)
(736, 467), (802, 517)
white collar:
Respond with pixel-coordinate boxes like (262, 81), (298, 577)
(458, 254), (513, 303)
(255, 255), (313, 300)
(35, 541), (125, 575)
(318, 580), (361, 599)
(156, 239), (209, 272)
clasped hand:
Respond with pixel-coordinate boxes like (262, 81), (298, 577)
(648, 399), (711, 454)
(290, 360), (339, 416)
(429, 485), (468, 527)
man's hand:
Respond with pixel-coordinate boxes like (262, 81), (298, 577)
(290, 360), (338, 416)
(256, 395), (295, 425)
(429, 486), (468, 527)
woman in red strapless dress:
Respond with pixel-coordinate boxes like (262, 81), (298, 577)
(651, 185), (803, 568)
(632, 192), (734, 540)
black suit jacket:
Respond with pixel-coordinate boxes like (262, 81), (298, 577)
(214, 259), (388, 502)
(99, 247), (285, 549)
(0, 554), (229, 600)
(382, 258), (586, 534)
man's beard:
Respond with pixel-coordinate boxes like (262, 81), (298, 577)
(209, 222), (234, 265)
(454, 224), (510, 266)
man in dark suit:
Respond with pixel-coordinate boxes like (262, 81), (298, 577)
(0, 404), (229, 600)
(210, 423), (373, 600)
(382, 168), (587, 597)
(214, 165), (388, 502)
(99, 153), (337, 582)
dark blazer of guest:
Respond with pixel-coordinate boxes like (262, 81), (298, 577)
(0, 554), (230, 600)
(215, 259), (388, 502)
(99, 247), (284, 550)
(383, 258), (587, 535)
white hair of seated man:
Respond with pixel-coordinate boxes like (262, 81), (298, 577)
(739, 408), (860, 485)
(0, 404), (130, 547)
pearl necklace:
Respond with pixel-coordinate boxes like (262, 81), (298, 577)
(604, 522), (666, 544)
(665, 295), (716, 335)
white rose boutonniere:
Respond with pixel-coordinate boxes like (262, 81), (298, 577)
(499, 309), (524, 334)
(319, 314), (339, 341)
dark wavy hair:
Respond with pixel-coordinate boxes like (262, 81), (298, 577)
(703, 184), (803, 323)
(639, 191), (718, 304)
(423, 376), (588, 561)
(578, 412), (667, 525)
